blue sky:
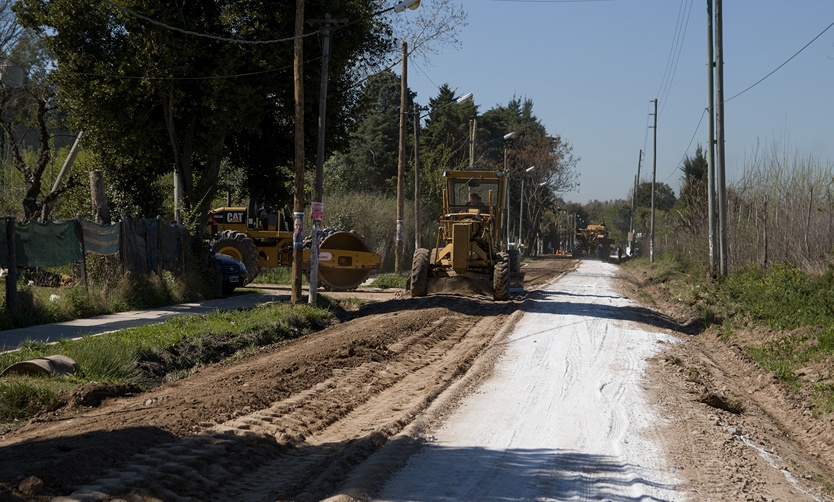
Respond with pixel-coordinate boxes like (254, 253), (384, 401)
(404, 0), (834, 204)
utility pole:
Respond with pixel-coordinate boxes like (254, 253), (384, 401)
(291, 0), (305, 303)
(707, 0), (717, 278)
(413, 104), (421, 250)
(469, 118), (477, 168)
(395, 40), (407, 275)
(630, 149), (642, 255)
(715, 0), (728, 276)
(308, 13), (346, 304)
(649, 99), (658, 263)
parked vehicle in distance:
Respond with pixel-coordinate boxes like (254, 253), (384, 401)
(215, 252), (248, 296)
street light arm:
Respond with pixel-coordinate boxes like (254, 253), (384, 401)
(394, 0), (421, 12)
(455, 92), (473, 104)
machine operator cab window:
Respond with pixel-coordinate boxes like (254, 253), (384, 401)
(449, 178), (498, 216)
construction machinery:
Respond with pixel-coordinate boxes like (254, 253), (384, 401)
(410, 169), (522, 301)
(572, 223), (615, 260)
(207, 202), (381, 290)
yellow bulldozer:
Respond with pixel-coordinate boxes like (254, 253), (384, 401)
(207, 202), (381, 290)
(410, 169), (522, 301)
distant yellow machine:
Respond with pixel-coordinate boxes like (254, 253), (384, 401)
(206, 204), (381, 290)
(572, 223), (615, 260)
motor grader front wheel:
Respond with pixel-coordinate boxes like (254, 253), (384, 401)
(213, 230), (260, 284)
(410, 248), (430, 297)
(493, 252), (510, 301)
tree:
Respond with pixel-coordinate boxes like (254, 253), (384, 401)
(0, 29), (78, 220)
(676, 145), (709, 233)
(634, 181), (676, 211)
(419, 84), (477, 196)
(12, 1), (435, 231)
(326, 70), (406, 195)
(478, 98), (578, 254)
(0, 0), (22, 56)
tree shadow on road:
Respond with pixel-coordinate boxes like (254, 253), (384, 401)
(522, 291), (705, 335)
(376, 445), (680, 501)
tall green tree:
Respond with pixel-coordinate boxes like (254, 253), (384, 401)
(0, 29), (77, 220)
(634, 181), (676, 211)
(676, 145), (709, 232)
(326, 70), (406, 195)
(419, 84), (476, 196)
(13, 1), (398, 230)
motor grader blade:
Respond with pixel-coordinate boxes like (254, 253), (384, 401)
(425, 272), (495, 298)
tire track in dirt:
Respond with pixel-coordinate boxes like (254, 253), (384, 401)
(56, 300), (516, 501)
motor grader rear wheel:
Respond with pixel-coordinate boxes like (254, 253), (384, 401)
(410, 248), (430, 297)
(213, 230), (260, 284)
(493, 252), (510, 301)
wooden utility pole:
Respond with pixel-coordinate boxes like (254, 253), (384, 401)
(715, 0), (728, 276)
(395, 40), (407, 275)
(468, 118), (477, 168)
(650, 99), (657, 264)
(707, 0), (717, 278)
(291, 0), (305, 303)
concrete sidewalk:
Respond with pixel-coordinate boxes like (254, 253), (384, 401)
(0, 291), (285, 352)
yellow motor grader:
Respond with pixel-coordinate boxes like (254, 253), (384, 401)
(207, 203), (381, 290)
(410, 169), (522, 301)
(572, 223), (614, 260)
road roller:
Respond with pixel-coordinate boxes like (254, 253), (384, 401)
(206, 204), (381, 291)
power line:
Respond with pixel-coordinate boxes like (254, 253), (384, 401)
(100, 0), (409, 45)
(657, 0), (695, 117)
(63, 61), (304, 81)
(655, 0), (688, 102)
(725, 18), (834, 103)
(100, 0), (317, 45)
(663, 107), (707, 183)
(483, 0), (617, 3)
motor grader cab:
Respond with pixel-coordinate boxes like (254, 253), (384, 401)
(410, 170), (521, 301)
(206, 201), (381, 290)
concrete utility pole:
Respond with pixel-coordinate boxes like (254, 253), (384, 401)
(308, 13), (346, 305)
(650, 99), (657, 264)
(630, 149), (642, 254)
(395, 40), (407, 275)
(291, 0), (305, 303)
(413, 104), (421, 250)
(469, 118), (477, 168)
(715, 0), (728, 276)
(706, 0), (717, 278)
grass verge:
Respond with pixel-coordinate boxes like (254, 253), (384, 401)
(0, 294), (350, 431)
(622, 254), (834, 416)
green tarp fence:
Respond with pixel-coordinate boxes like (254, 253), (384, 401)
(159, 220), (182, 264)
(14, 220), (83, 268)
(81, 221), (121, 256)
(1, 218), (182, 273)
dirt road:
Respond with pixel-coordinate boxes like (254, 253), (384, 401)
(1, 256), (832, 501)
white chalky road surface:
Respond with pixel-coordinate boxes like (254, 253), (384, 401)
(378, 260), (683, 501)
